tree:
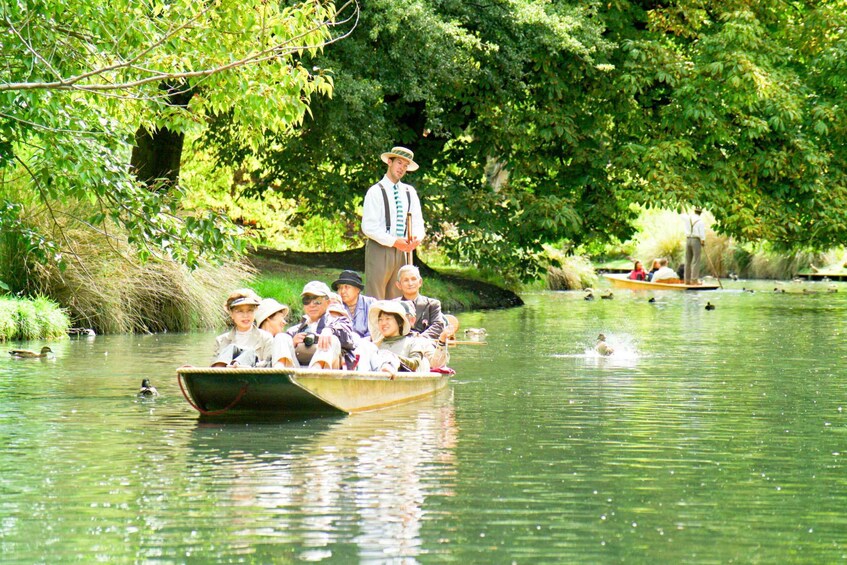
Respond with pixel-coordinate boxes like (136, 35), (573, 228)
(208, 0), (634, 280)
(0, 0), (355, 283)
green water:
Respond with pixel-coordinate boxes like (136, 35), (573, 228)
(2, 281), (847, 563)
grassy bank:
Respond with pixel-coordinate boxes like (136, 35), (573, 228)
(0, 296), (70, 341)
(251, 260), (496, 322)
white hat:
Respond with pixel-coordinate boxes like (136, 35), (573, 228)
(255, 298), (289, 327)
(328, 302), (348, 317)
(300, 281), (332, 298)
(380, 146), (419, 172)
(226, 288), (261, 310)
(368, 300), (411, 341)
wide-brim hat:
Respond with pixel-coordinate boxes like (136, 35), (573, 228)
(380, 146), (419, 172)
(368, 299), (411, 341)
(226, 288), (262, 311)
(331, 270), (364, 291)
(255, 298), (289, 328)
(301, 280), (332, 298)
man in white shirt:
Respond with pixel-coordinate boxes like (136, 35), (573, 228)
(684, 207), (706, 284)
(651, 258), (679, 283)
(361, 146), (426, 299)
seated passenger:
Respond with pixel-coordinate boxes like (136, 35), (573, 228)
(331, 269), (376, 338)
(394, 265), (444, 340)
(646, 258), (662, 281)
(628, 260), (647, 281)
(212, 289), (273, 367)
(366, 300), (431, 375)
(651, 258), (679, 283)
(285, 281), (356, 369)
(256, 298), (297, 368)
(399, 301), (451, 370)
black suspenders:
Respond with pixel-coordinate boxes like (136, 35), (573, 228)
(378, 182), (412, 233)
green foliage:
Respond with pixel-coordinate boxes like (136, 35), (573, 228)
(0, 0), (348, 289)
(0, 295), (69, 341)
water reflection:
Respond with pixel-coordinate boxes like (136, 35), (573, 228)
(184, 390), (457, 562)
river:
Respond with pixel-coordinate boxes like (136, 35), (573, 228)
(2, 280), (846, 563)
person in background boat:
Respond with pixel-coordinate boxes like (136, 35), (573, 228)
(684, 207), (706, 285)
(286, 281), (356, 369)
(332, 269), (376, 338)
(394, 264), (444, 340)
(361, 146), (426, 299)
(212, 289), (273, 367)
(651, 258), (679, 283)
(256, 298), (297, 369)
(646, 258), (662, 281)
(399, 300), (451, 369)
(366, 300), (430, 375)
(628, 260), (647, 281)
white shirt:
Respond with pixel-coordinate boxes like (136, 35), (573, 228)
(685, 214), (706, 241)
(361, 175), (426, 248)
(652, 266), (678, 282)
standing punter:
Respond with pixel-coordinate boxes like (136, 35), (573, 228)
(361, 146), (426, 299)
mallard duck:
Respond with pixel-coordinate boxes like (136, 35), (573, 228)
(600, 291), (614, 300)
(648, 297), (656, 303)
(138, 379), (159, 397)
(705, 302), (716, 310)
(595, 334), (614, 356)
(584, 289), (595, 301)
(68, 327), (96, 337)
(9, 346), (53, 359)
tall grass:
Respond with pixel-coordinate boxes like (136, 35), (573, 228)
(0, 296), (69, 341)
(544, 247), (598, 290)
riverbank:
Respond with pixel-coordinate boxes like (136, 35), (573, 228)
(249, 246), (524, 313)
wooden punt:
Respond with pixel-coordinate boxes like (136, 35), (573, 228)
(176, 366), (452, 416)
(603, 273), (720, 291)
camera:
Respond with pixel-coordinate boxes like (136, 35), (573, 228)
(303, 333), (318, 347)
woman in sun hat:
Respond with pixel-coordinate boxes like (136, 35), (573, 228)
(361, 146), (426, 300)
(364, 300), (430, 375)
(332, 269), (376, 338)
(211, 288), (274, 367)
(255, 298), (299, 368)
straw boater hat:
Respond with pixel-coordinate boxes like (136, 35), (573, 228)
(255, 298), (289, 328)
(380, 146), (419, 172)
(368, 300), (411, 342)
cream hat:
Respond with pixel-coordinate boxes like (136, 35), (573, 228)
(380, 146), (419, 171)
(300, 281), (332, 298)
(368, 300), (411, 341)
(255, 298), (289, 328)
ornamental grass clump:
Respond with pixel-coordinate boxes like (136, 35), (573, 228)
(0, 298), (17, 341)
(545, 247), (598, 290)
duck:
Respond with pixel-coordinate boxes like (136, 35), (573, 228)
(741, 287), (754, 293)
(600, 291), (614, 300)
(68, 327), (96, 337)
(595, 334), (614, 356)
(728, 273), (739, 281)
(705, 302), (716, 311)
(773, 287), (786, 293)
(464, 328), (487, 341)
(583, 288), (595, 301)
(138, 379), (159, 397)
(9, 346), (53, 359)
(648, 297), (656, 303)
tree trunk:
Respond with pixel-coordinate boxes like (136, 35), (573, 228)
(130, 82), (194, 190)
(130, 126), (185, 189)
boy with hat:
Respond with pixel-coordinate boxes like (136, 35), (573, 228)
(361, 146), (426, 299)
(332, 269), (377, 338)
(212, 288), (274, 367)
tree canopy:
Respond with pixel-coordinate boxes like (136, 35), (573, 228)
(1, 0), (351, 281)
(4, 0), (847, 286)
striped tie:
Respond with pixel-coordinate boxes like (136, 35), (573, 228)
(393, 184), (405, 237)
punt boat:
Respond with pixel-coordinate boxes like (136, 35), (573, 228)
(603, 273), (720, 291)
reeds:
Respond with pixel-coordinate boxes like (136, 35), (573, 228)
(545, 248), (598, 290)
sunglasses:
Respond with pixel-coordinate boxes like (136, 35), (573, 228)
(301, 297), (325, 306)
